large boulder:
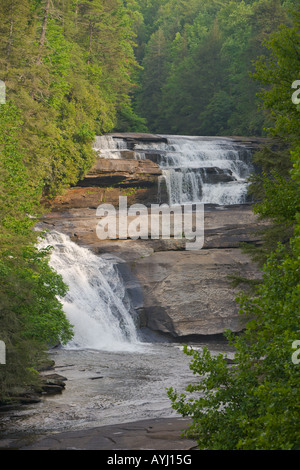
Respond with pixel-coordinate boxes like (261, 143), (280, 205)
(132, 248), (259, 338)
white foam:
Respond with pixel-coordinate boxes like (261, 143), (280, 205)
(93, 134), (253, 205)
(38, 232), (142, 352)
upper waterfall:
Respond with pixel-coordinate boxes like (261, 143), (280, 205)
(93, 134), (253, 206)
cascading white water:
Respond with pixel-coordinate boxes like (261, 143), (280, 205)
(38, 231), (142, 352)
(159, 136), (251, 205)
(93, 135), (129, 159)
(95, 134), (253, 205)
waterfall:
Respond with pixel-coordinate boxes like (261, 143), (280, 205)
(94, 134), (253, 206)
(93, 135), (128, 159)
(158, 136), (252, 205)
(38, 231), (142, 352)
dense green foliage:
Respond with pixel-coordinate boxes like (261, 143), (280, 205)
(0, 0), (145, 197)
(0, 0), (143, 401)
(132, 0), (296, 136)
(0, 103), (73, 401)
(167, 8), (300, 450)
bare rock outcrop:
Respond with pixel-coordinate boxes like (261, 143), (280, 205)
(132, 248), (259, 338)
(38, 202), (264, 340)
(77, 157), (162, 189)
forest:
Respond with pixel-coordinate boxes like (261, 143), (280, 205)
(0, 0), (299, 450)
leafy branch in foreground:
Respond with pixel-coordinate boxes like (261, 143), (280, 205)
(168, 227), (300, 449)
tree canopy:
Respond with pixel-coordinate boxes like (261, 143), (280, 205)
(132, 0), (295, 136)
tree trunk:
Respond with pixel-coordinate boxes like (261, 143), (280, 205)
(87, 21), (93, 64)
(37, 0), (51, 65)
(6, 19), (14, 61)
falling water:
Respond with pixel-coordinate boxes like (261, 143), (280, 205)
(38, 231), (142, 352)
(95, 134), (253, 205)
(158, 136), (252, 205)
(93, 135), (129, 159)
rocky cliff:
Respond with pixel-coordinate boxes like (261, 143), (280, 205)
(39, 204), (264, 340)
(39, 133), (267, 341)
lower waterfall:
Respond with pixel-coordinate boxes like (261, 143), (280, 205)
(38, 231), (142, 352)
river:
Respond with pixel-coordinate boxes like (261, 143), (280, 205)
(0, 339), (233, 447)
